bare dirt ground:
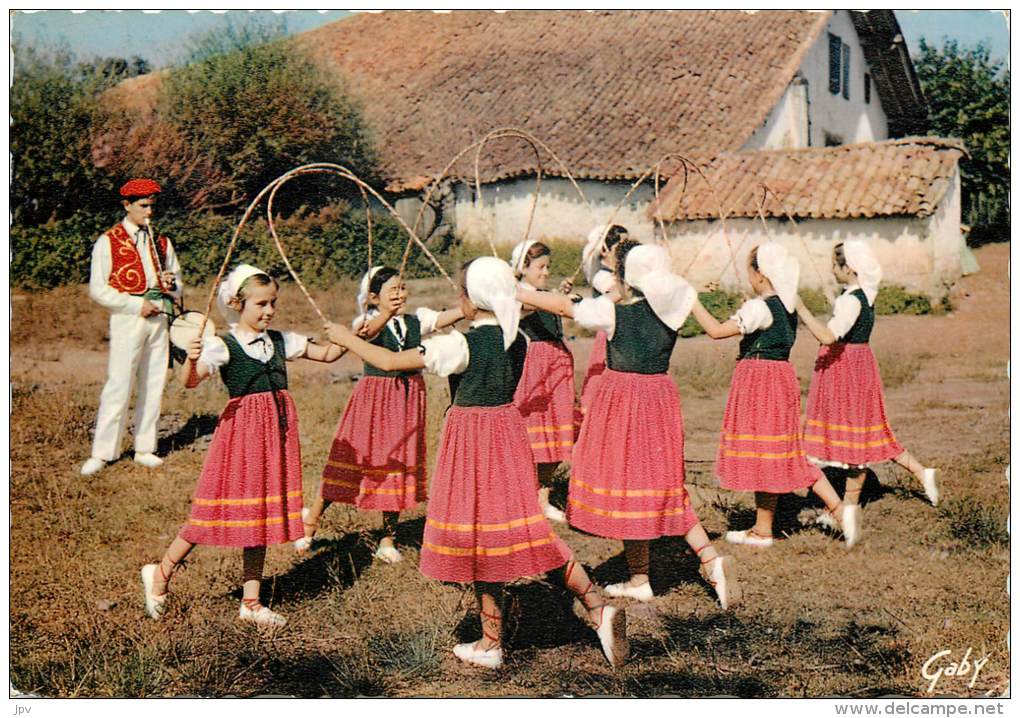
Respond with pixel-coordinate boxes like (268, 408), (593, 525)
(9, 244), (1009, 697)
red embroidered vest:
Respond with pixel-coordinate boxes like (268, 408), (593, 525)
(106, 223), (169, 294)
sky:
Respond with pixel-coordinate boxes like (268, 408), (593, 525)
(9, 9), (1010, 70)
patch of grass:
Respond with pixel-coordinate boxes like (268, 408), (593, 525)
(876, 351), (924, 389)
(448, 237), (582, 282)
(940, 497), (1009, 548)
(680, 289), (743, 338)
(670, 355), (733, 397)
(875, 285), (933, 316)
(799, 288), (831, 316)
(369, 629), (443, 680)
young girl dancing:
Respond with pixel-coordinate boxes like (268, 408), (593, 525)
(140, 264), (343, 626)
(688, 243), (860, 548)
(577, 224), (628, 415)
(518, 241), (741, 609)
(298, 266), (462, 562)
(794, 241), (940, 527)
(325, 257), (628, 669)
(510, 240), (578, 523)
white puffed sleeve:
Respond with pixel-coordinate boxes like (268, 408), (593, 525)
(826, 292), (863, 341)
(573, 296), (617, 339)
(281, 331), (309, 360)
(197, 336), (229, 375)
(590, 269), (616, 295)
(414, 306), (442, 336)
(419, 330), (470, 377)
(731, 298), (774, 335)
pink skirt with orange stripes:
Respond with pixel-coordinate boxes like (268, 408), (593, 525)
(716, 359), (821, 493)
(419, 404), (572, 584)
(181, 391), (303, 547)
(320, 375), (427, 512)
(579, 330), (608, 415)
(804, 343), (904, 466)
(568, 369), (700, 540)
(513, 340), (578, 464)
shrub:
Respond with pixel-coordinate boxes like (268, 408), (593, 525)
(680, 289), (743, 338)
(446, 237), (584, 281)
(799, 288), (832, 315)
(11, 212), (112, 289)
(874, 286), (933, 316)
(939, 497), (1008, 548)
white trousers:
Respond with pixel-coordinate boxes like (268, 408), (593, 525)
(90, 312), (169, 461)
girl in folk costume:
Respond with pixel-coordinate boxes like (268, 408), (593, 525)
(689, 243), (860, 548)
(577, 224), (628, 415)
(325, 257), (628, 670)
(518, 241), (741, 609)
(299, 266), (463, 562)
(511, 240), (579, 523)
(140, 265), (343, 626)
(794, 241), (940, 523)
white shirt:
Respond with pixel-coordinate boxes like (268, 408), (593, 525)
(731, 298), (774, 335)
(827, 285), (865, 341)
(197, 328), (309, 375)
(590, 269), (616, 295)
(573, 295), (618, 339)
(418, 317), (505, 377)
(89, 217), (183, 315)
(352, 306), (443, 350)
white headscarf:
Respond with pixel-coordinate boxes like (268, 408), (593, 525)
(755, 242), (800, 313)
(357, 265), (385, 316)
(509, 239), (538, 277)
(623, 244), (696, 331)
(217, 263), (265, 328)
(465, 256), (522, 349)
(842, 240), (882, 306)
(581, 225), (609, 283)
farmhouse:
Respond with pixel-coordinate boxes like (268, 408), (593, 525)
(110, 10), (971, 294)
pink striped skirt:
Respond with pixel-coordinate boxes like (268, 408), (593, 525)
(804, 343), (904, 466)
(419, 404), (572, 584)
(513, 340), (578, 464)
(579, 330), (608, 415)
(181, 390), (303, 547)
(716, 359), (821, 493)
(320, 375), (427, 512)
(568, 369), (700, 540)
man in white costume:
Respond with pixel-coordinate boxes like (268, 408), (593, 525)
(80, 179), (182, 476)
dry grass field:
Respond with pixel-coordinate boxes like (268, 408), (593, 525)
(9, 244), (1009, 698)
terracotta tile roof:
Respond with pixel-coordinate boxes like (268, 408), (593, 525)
(648, 137), (966, 222)
(294, 10), (832, 191)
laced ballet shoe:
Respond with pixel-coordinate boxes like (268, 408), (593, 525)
(724, 529), (774, 548)
(133, 453), (164, 469)
(593, 604), (629, 667)
(239, 601), (287, 627)
(80, 458), (106, 476)
(452, 641), (504, 669)
(922, 468), (940, 507)
(294, 508), (317, 553)
(841, 504), (862, 548)
(542, 503), (567, 523)
(603, 580), (654, 602)
(699, 555), (743, 610)
(374, 545), (403, 564)
(140, 563), (167, 620)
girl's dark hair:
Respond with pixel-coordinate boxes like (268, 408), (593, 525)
(236, 273), (278, 303)
(523, 242), (551, 267)
(605, 225), (629, 251)
(613, 238), (642, 289)
(369, 266), (400, 298)
(749, 246), (760, 273)
(833, 243), (848, 269)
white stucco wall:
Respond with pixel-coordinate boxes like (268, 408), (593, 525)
(744, 10), (889, 150)
(663, 179), (965, 299)
(452, 177), (660, 246)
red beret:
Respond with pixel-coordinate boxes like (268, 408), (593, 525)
(119, 178), (162, 198)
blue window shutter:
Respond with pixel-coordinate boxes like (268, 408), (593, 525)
(828, 33), (841, 94)
(842, 43), (850, 100)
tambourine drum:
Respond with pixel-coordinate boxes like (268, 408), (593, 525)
(170, 311), (217, 350)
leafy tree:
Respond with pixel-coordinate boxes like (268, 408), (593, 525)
(914, 39), (1009, 242)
